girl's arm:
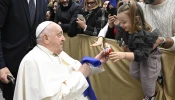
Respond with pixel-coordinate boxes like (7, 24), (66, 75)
(109, 52), (134, 62)
(91, 15), (117, 47)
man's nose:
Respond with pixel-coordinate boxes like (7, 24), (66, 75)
(62, 35), (66, 40)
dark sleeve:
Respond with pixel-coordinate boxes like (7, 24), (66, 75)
(133, 47), (150, 62)
(60, 6), (82, 32)
(54, 6), (59, 23)
(0, 0), (10, 68)
(114, 25), (129, 45)
(85, 25), (98, 36)
(67, 19), (78, 37)
(129, 31), (156, 62)
(84, 8), (107, 36)
(106, 27), (115, 39)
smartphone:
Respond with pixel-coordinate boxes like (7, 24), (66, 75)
(77, 14), (84, 21)
(108, 8), (117, 16)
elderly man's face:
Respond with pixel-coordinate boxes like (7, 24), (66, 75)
(47, 24), (65, 54)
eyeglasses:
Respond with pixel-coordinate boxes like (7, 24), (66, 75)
(87, 1), (96, 5)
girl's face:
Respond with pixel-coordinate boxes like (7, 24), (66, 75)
(117, 12), (132, 32)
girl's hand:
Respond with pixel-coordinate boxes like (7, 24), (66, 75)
(76, 18), (86, 29)
(109, 52), (126, 62)
(90, 37), (104, 49)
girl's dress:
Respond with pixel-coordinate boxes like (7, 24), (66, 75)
(116, 28), (162, 97)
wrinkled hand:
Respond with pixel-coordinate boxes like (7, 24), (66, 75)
(95, 51), (109, 63)
(153, 37), (163, 49)
(76, 18), (86, 29)
(90, 37), (104, 49)
(0, 67), (14, 84)
(78, 63), (92, 78)
(109, 52), (125, 62)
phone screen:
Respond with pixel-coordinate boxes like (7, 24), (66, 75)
(77, 14), (84, 21)
(108, 8), (117, 16)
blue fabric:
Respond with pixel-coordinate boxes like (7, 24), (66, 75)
(104, 0), (117, 8)
(81, 56), (101, 100)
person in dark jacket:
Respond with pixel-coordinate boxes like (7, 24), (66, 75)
(54, 0), (82, 32)
(68, 0), (108, 37)
(0, 0), (47, 99)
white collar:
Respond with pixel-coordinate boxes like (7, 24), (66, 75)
(37, 44), (58, 57)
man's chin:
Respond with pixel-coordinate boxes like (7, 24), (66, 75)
(62, 4), (68, 7)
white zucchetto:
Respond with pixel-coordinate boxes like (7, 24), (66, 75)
(36, 21), (52, 38)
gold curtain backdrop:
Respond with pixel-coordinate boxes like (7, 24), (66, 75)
(63, 33), (175, 100)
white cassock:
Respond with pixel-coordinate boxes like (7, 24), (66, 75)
(13, 44), (104, 100)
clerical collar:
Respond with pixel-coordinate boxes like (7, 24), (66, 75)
(37, 44), (58, 56)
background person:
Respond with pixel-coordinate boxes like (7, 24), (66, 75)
(54, 0), (82, 32)
(0, 0), (47, 99)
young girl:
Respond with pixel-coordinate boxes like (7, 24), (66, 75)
(109, 0), (162, 100)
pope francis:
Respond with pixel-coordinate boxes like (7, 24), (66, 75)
(13, 21), (108, 100)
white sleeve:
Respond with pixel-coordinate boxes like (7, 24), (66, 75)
(43, 72), (88, 100)
(172, 16), (175, 36)
(168, 37), (175, 51)
(98, 23), (109, 37)
(88, 63), (105, 75)
(61, 72), (88, 100)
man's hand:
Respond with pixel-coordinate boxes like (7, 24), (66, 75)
(95, 51), (109, 63)
(154, 37), (174, 49)
(153, 37), (164, 49)
(78, 63), (92, 78)
(0, 67), (14, 84)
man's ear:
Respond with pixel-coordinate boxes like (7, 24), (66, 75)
(45, 35), (48, 40)
(43, 35), (49, 44)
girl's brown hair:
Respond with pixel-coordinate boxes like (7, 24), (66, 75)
(117, 0), (151, 34)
